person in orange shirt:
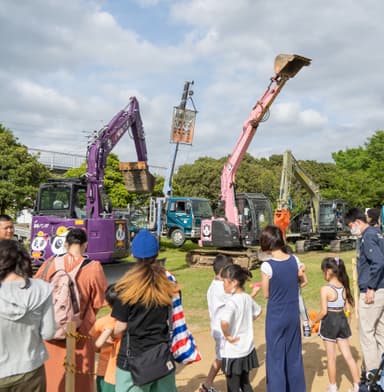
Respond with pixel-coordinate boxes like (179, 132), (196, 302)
(35, 228), (108, 392)
(91, 284), (119, 392)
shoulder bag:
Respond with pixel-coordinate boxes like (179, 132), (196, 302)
(125, 307), (175, 386)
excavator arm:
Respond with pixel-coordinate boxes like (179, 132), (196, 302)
(222, 54), (311, 226)
(86, 96), (150, 218)
(274, 150), (321, 237)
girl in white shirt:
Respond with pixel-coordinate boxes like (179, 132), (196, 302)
(220, 264), (262, 392)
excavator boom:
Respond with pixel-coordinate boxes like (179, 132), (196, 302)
(274, 150), (320, 238)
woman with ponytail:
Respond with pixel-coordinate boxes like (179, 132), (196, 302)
(260, 224), (306, 392)
(111, 229), (178, 392)
(312, 257), (360, 392)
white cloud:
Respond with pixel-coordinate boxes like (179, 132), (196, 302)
(13, 79), (77, 114)
(299, 109), (327, 128)
(273, 103), (300, 124)
(0, 0), (383, 171)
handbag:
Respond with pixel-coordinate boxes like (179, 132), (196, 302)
(171, 292), (202, 364)
(166, 271), (202, 365)
(124, 306), (176, 386)
(128, 342), (175, 386)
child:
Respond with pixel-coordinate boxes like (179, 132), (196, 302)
(220, 264), (262, 392)
(90, 284), (119, 392)
(200, 254), (234, 392)
(312, 257), (360, 392)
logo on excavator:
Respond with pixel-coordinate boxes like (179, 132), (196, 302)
(202, 224), (211, 237)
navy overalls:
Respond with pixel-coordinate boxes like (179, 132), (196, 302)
(265, 255), (306, 392)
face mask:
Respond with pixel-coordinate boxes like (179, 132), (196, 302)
(350, 225), (361, 236)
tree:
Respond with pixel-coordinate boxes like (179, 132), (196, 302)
(0, 125), (51, 215)
(332, 130), (384, 207)
(174, 157), (223, 203)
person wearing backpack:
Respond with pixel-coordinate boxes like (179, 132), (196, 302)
(0, 239), (55, 392)
(35, 228), (108, 392)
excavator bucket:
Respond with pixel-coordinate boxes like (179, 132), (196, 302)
(274, 54), (311, 78)
(119, 161), (155, 193)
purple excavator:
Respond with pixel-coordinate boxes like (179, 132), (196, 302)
(30, 96), (154, 265)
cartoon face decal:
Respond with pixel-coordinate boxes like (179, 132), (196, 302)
(31, 233), (49, 259)
(50, 227), (69, 256)
(31, 236), (48, 252)
(202, 223), (211, 237)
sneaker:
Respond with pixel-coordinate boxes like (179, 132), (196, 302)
(326, 384), (338, 392)
(347, 384), (359, 392)
(199, 384), (220, 392)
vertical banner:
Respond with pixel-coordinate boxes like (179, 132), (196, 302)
(170, 107), (196, 145)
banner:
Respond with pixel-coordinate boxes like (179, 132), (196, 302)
(170, 107), (196, 145)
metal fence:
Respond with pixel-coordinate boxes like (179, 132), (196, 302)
(29, 148), (85, 171)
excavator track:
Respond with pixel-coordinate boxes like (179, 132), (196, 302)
(186, 248), (266, 270)
(329, 238), (357, 252)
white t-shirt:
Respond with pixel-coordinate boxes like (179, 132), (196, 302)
(207, 279), (230, 338)
(261, 255), (301, 278)
(220, 292), (261, 358)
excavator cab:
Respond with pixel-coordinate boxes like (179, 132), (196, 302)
(274, 54), (311, 79)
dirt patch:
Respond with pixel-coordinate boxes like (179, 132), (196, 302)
(176, 314), (362, 392)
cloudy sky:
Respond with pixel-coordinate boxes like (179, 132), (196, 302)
(1, 0), (383, 175)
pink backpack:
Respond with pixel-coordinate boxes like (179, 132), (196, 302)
(42, 256), (85, 340)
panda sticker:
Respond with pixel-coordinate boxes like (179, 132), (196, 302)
(31, 231), (48, 259)
(50, 226), (69, 256)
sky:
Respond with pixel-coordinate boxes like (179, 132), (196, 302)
(1, 0), (383, 176)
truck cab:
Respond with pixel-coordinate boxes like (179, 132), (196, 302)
(163, 197), (212, 246)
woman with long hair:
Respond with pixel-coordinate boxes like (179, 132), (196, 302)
(260, 224), (306, 392)
(0, 239), (55, 391)
(112, 229), (178, 392)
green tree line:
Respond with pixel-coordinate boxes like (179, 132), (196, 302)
(173, 130), (384, 216)
(1, 122), (383, 217)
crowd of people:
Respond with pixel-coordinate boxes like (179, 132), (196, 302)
(0, 206), (383, 392)
(0, 224), (182, 392)
(199, 207), (384, 392)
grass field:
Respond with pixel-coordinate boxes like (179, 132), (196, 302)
(156, 240), (358, 331)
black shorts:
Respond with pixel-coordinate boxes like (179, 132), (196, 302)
(319, 311), (351, 342)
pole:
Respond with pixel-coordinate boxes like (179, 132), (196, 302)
(163, 81), (193, 198)
(352, 257), (358, 319)
(65, 321), (76, 392)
